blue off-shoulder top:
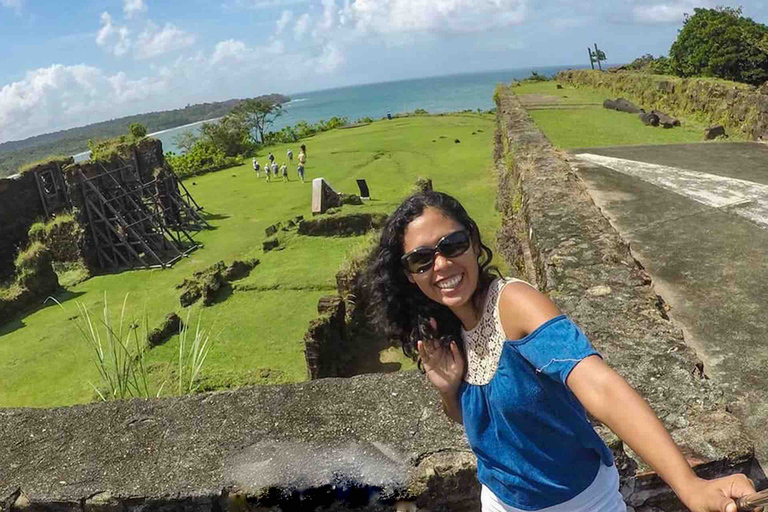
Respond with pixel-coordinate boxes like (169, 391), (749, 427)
(458, 280), (614, 511)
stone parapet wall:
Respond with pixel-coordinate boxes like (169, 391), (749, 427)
(1, 372), (479, 512)
(494, 86), (760, 510)
(557, 69), (768, 140)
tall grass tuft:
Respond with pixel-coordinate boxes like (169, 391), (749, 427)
(71, 293), (159, 401)
(52, 293), (216, 401)
(178, 308), (215, 395)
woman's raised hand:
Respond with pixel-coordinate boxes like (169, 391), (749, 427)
(417, 334), (465, 397)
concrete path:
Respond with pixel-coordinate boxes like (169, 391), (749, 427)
(570, 142), (768, 468)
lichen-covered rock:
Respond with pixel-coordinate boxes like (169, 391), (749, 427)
(222, 259), (259, 281)
(263, 237), (279, 252)
(147, 312), (182, 347)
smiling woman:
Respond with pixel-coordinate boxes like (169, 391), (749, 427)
(365, 189), (758, 512)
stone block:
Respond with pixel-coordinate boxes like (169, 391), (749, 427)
(148, 313), (182, 347)
(311, 178), (341, 214)
(263, 237), (279, 252)
(705, 125), (726, 140)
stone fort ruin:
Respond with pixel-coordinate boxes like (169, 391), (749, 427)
(0, 138), (208, 283)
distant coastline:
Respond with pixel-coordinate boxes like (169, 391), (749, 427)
(72, 117), (224, 163)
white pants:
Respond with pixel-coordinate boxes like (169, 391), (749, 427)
(481, 463), (627, 512)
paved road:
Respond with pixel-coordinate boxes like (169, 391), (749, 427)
(570, 142), (768, 469)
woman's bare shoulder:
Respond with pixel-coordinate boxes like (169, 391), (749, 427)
(498, 280), (561, 340)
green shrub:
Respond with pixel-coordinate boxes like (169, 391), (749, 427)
(129, 123), (148, 139)
(14, 241), (47, 275)
(166, 141), (242, 179)
(27, 221), (46, 242)
(669, 6), (768, 85)
(523, 71), (551, 82)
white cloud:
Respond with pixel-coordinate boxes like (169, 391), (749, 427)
(135, 22), (196, 59)
(631, 1), (715, 24)
(294, 13), (311, 39)
(632, 4), (689, 23)
(96, 12), (132, 57)
(276, 10), (294, 35)
(228, 0), (308, 9)
(124, 0), (147, 19)
(342, 0), (528, 34)
(0, 64), (172, 142)
(319, 0), (336, 31)
(211, 39), (249, 65)
(1, 0), (21, 12)
(316, 43), (344, 73)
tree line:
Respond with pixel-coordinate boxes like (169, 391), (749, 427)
(626, 7), (768, 86)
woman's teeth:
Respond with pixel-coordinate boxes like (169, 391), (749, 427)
(437, 274), (462, 289)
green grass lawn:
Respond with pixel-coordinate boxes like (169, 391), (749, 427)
(513, 81), (737, 149)
(0, 114), (502, 408)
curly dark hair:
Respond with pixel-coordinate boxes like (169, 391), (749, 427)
(366, 190), (500, 364)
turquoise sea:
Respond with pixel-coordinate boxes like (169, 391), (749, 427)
(75, 65), (586, 160)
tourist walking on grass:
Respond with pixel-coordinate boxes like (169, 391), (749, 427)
(271, 161), (278, 178)
(268, 152), (275, 166)
(287, 148), (293, 162)
(252, 158), (260, 177)
(280, 163), (288, 182)
(297, 145), (307, 183)
(366, 189), (757, 512)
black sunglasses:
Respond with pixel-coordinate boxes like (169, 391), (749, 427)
(401, 230), (472, 274)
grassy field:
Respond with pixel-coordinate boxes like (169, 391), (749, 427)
(0, 114), (502, 408)
(512, 81), (737, 149)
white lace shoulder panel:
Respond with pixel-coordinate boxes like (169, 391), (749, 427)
(462, 278), (527, 385)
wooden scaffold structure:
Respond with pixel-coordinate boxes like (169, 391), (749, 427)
(76, 156), (209, 270)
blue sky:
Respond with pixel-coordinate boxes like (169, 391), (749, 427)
(1, 0), (767, 143)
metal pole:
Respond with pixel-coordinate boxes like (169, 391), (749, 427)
(588, 48), (595, 70)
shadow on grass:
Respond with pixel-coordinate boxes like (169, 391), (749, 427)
(200, 211), (231, 222)
(0, 288), (86, 336)
(0, 316), (25, 337)
(209, 283), (233, 305)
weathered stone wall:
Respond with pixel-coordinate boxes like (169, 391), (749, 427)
(495, 86), (762, 510)
(303, 295), (351, 379)
(557, 69), (768, 140)
(0, 139), (169, 282)
(1, 372), (479, 512)
(0, 172), (46, 280)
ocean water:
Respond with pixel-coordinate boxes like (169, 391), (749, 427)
(74, 65), (585, 160)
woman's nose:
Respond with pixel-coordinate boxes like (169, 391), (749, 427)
(433, 252), (451, 272)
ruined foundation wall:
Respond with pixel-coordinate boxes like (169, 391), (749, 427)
(0, 139), (170, 282)
(0, 172), (47, 280)
(557, 69), (768, 140)
(495, 86), (759, 510)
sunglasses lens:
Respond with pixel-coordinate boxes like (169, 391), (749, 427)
(438, 231), (471, 257)
(405, 249), (435, 274)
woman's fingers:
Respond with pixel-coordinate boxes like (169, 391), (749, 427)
(450, 340), (463, 365)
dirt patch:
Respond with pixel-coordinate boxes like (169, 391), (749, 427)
(518, 94), (561, 105)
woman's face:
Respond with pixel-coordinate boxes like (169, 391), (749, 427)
(402, 207), (480, 314)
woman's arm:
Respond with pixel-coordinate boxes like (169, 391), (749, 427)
(497, 283), (756, 512)
(568, 357), (756, 512)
